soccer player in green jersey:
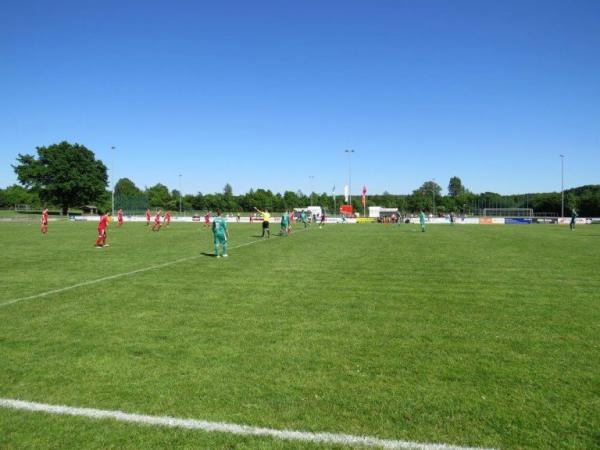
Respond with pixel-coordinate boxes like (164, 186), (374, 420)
(212, 209), (229, 257)
(301, 211), (308, 228)
(419, 211), (426, 232)
(280, 211), (290, 236)
(570, 209), (578, 230)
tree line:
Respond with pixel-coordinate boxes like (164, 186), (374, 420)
(2, 141), (599, 216)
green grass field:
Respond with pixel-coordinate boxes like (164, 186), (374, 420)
(0, 221), (598, 449)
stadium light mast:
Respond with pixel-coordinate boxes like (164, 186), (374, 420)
(432, 178), (436, 216)
(179, 173), (182, 214)
(309, 175), (315, 205)
(345, 149), (354, 206)
(560, 154), (565, 218)
(111, 146), (116, 217)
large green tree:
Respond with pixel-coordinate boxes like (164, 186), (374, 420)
(417, 180), (443, 197)
(13, 141), (108, 215)
(0, 184), (40, 208)
(145, 183), (171, 208)
(114, 178), (143, 197)
(448, 176), (465, 197)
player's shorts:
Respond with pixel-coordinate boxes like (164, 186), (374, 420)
(214, 234), (226, 244)
(98, 227), (106, 237)
(262, 221), (270, 229)
(41, 220), (48, 226)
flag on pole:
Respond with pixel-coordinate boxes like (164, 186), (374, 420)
(344, 185), (349, 202)
(332, 185), (337, 213)
(361, 185), (367, 208)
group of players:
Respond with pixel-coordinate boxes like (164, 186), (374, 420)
(93, 209), (174, 248)
(40, 206), (318, 257)
(89, 208), (174, 248)
(253, 208), (319, 239)
(42, 205), (578, 256)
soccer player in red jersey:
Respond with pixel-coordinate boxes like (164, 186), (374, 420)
(152, 208), (162, 231)
(95, 212), (110, 248)
(117, 208), (124, 227)
(204, 211), (211, 228)
(165, 210), (172, 227)
(145, 209), (151, 226)
(288, 210), (294, 234)
(40, 208), (49, 234)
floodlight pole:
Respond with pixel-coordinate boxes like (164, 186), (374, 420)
(345, 149), (354, 206)
(179, 173), (182, 214)
(432, 178), (436, 216)
(111, 146), (116, 216)
(560, 154), (565, 218)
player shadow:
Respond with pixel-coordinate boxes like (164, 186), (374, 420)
(200, 252), (217, 257)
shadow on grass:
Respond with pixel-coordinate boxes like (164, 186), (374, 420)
(200, 252), (216, 257)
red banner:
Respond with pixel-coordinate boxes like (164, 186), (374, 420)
(340, 204), (353, 216)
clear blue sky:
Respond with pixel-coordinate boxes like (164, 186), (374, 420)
(1, 0), (598, 196)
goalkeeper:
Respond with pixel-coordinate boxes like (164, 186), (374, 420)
(212, 209), (229, 257)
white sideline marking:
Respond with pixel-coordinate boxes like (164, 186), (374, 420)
(0, 398), (495, 450)
(0, 255), (200, 308)
(0, 228), (309, 308)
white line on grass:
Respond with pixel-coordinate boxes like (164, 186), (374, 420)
(0, 398), (495, 450)
(0, 228), (310, 308)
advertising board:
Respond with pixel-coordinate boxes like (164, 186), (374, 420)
(505, 218), (532, 224)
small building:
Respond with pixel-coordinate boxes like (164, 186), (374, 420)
(368, 206), (398, 219)
(294, 206), (322, 220)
